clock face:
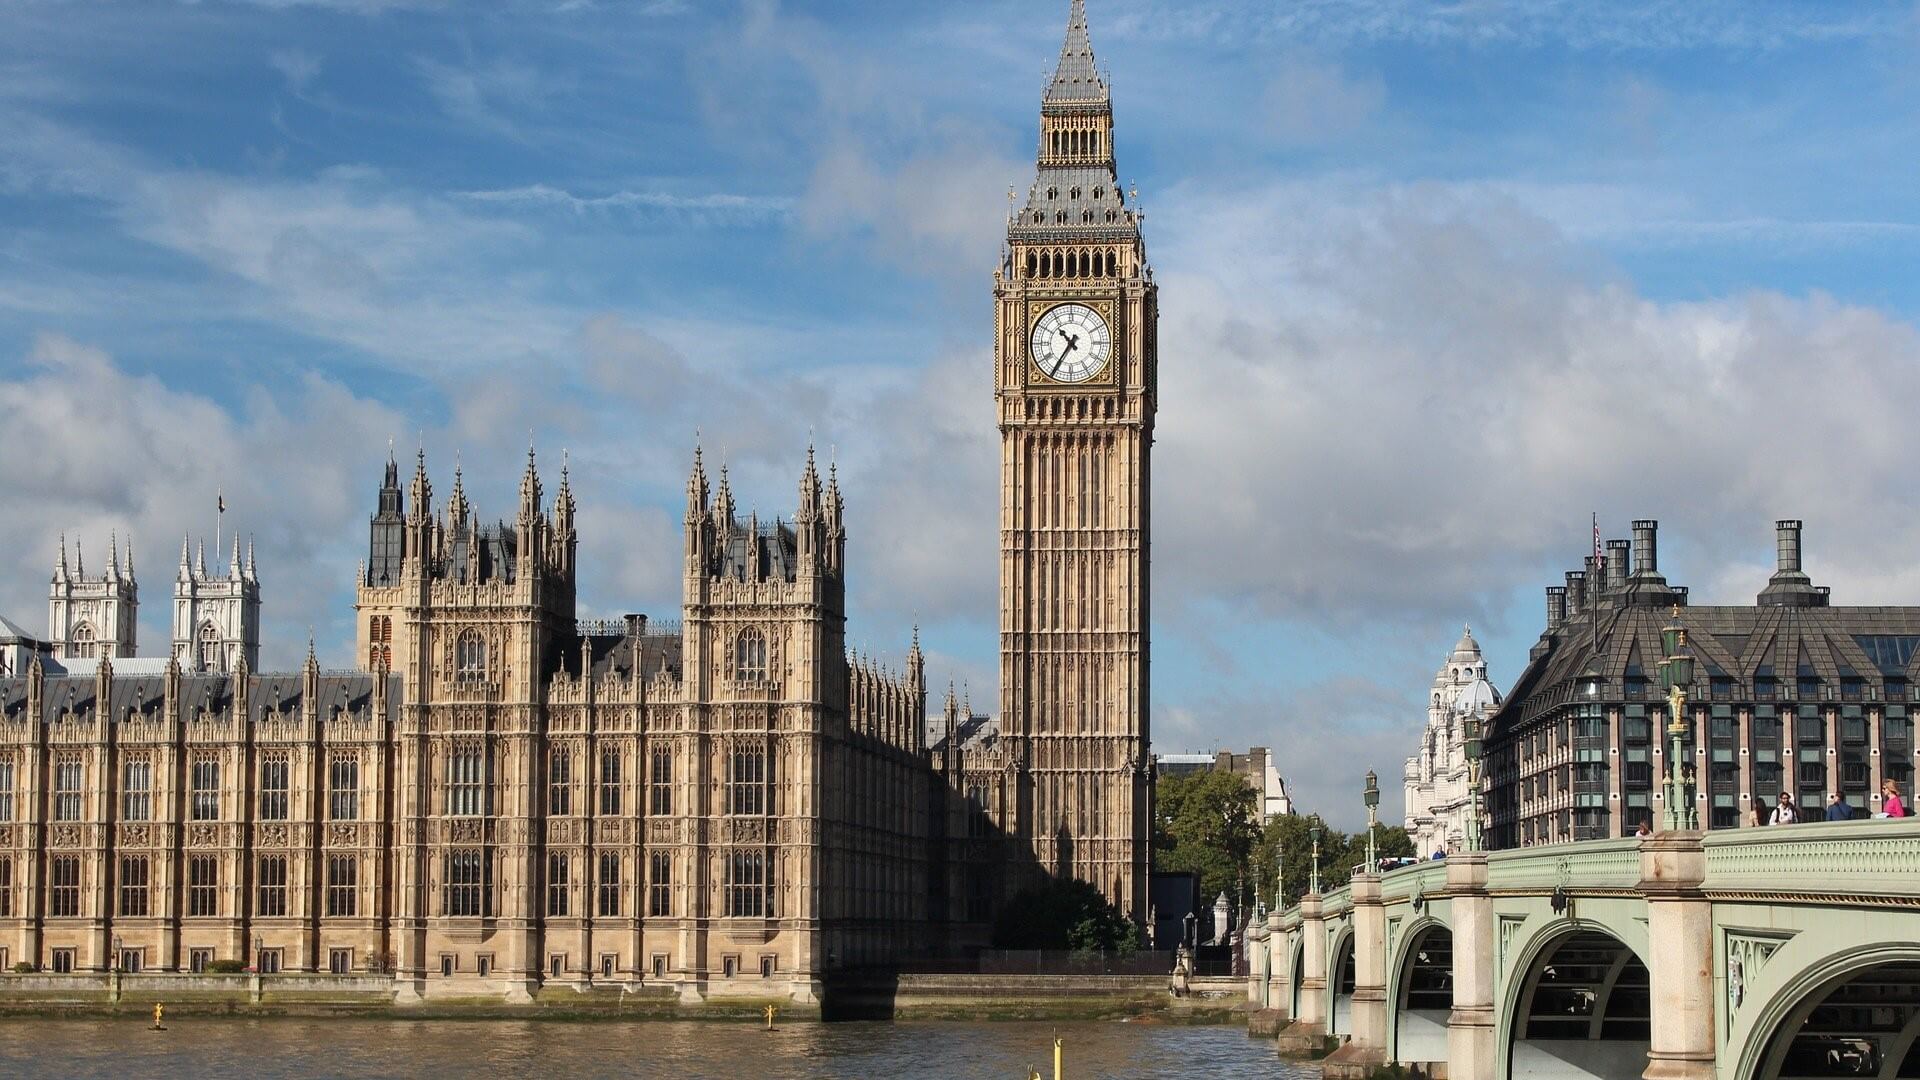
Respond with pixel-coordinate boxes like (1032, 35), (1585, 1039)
(1031, 303), (1111, 384)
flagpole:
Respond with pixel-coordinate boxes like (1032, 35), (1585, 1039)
(216, 489), (224, 567)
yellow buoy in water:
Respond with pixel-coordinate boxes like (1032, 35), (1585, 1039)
(150, 1003), (166, 1031)
(1053, 1034), (1063, 1080)
(765, 1004), (776, 1031)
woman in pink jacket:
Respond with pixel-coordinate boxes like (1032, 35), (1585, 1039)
(1882, 780), (1908, 819)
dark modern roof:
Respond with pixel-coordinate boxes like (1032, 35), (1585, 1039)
(1491, 601), (1920, 736)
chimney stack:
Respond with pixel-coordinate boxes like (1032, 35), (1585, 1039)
(1566, 570), (1587, 617)
(1775, 520), (1802, 574)
(1606, 539), (1630, 593)
(1631, 520), (1659, 577)
(1546, 586), (1567, 631)
(1759, 518), (1819, 607)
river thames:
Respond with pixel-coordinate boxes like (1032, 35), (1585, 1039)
(0, 1017), (1317, 1079)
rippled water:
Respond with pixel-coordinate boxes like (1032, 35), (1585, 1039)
(0, 1018), (1320, 1079)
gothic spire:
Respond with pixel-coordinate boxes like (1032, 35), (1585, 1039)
(195, 538), (207, 577)
(1045, 0), (1106, 106)
(518, 442), (542, 523)
(74, 535), (84, 579)
(686, 444), (709, 522)
(124, 534), (134, 580)
(54, 533), (68, 583)
(107, 531), (120, 581)
(714, 463), (735, 528)
(408, 447), (432, 523)
(555, 449), (575, 522)
(230, 535), (244, 581)
(178, 534), (191, 582)
(798, 441), (821, 518)
(244, 536), (256, 583)
(447, 457), (469, 525)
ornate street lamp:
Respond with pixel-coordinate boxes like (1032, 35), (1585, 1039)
(1659, 610), (1698, 831)
(1363, 770), (1380, 874)
(1308, 824), (1322, 896)
(1462, 716), (1484, 853)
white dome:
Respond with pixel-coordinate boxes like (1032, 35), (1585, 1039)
(1452, 675), (1500, 715)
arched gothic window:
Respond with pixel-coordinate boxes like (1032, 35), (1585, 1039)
(198, 623), (219, 669)
(71, 622), (96, 658)
(455, 630), (487, 681)
(733, 629), (767, 682)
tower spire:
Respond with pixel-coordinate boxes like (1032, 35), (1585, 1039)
(686, 443), (709, 522)
(1045, 0), (1106, 105)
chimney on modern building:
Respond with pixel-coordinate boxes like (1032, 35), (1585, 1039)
(1546, 586), (1567, 631)
(1759, 519), (1821, 608)
(1606, 539), (1630, 593)
(1631, 520), (1659, 578)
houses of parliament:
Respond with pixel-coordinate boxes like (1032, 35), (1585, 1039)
(0, 1), (1158, 1002)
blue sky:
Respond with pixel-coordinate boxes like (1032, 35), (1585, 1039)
(4, 0), (1919, 827)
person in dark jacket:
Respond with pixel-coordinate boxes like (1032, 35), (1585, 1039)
(1826, 793), (1855, 821)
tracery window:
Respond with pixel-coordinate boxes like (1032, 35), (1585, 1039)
(455, 629), (487, 682)
(0, 760), (13, 822)
(71, 623), (95, 658)
(724, 851), (767, 918)
(50, 856), (81, 917)
(54, 757), (83, 822)
(188, 856), (218, 917)
(447, 747), (485, 817)
(648, 851), (671, 917)
(546, 853), (569, 918)
(122, 758), (152, 821)
(649, 748), (672, 816)
(119, 855), (149, 917)
(598, 852), (621, 917)
(257, 855), (288, 917)
(198, 622), (219, 669)
(326, 855), (357, 917)
(329, 756), (359, 820)
(599, 748), (621, 816)
(191, 758), (221, 821)
(444, 849), (488, 917)
(727, 747), (766, 816)
(733, 629), (768, 682)
(259, 754), (289, 821)
(549, 748), (572, 817)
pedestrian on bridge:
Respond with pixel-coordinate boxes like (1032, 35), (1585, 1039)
(1771, 793), (1798, 825)
(1881, 780), (1907, 819)
(1826, 793), (1855, 821)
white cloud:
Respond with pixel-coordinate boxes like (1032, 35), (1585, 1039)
(269, 48), (322, 94)
(0, 334), (406, 668)
(460, 183), (790, 224)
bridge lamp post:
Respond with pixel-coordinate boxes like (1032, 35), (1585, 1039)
(1308, 824), (1322, 896)
(1363, 770), (1380, 874)
(1462, 716), (1484, 852)
(1659, 613), (1698, 832)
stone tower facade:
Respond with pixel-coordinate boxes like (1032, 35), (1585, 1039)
(1403, 627), (1501, 856)
(994, 0), (1155, 918)
(171, 535), (261, 673)
(47, 534), (137, 661)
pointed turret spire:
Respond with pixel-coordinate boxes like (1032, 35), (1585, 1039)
(244, 536), (256, 583)
(107, 531), (121, 581)
(518, 442), (542, 523)
(1045, 0), (1106, 105)
(123, 534), (134, 580)
(554, 449), (575, 524)
(798, 441), (821, 517)
(178, 534), (192, 582)
(230, 535), (243, 581)
(74, 535), (85, 578)
(714, 463), (736, 528)
(195, 538), (207, 577)
(54, 533), (69, 583)
(686, 444), (709, 521)
(408, 446), (432, 524)
(447, 457), (470, 526)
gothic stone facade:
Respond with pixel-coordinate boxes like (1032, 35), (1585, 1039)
(0, 448), (929, 1001)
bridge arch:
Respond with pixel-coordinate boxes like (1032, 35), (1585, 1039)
(1500, 918), (1651, 1080)
(1738, 940), (1920, 1080)
(1326, 924), (1357, 1038)
(1388, 915), (1454, 1064)
(1287, 935), (1305, 1018)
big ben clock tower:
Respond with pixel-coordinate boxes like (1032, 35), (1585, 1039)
(997, 0), (1154, 919)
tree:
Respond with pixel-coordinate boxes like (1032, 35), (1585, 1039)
(1252, 813), (1351, 910)
(992, 878), (1138, 954)
(1328, 824), (1416, 882)
(1153, 769), (1261, 909)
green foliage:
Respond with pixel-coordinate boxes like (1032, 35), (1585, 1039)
(1252, 816), (1420, 908)
(205, 959), (248, 974)
(10, 961), (35, 974)
(993, 878), (1138, 954)
(1153, 769), (1261, 907)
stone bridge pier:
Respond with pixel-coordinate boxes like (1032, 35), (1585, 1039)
(1248, 820), (1920, 1080)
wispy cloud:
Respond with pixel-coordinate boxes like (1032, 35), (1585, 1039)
(460, 183), (791, 224)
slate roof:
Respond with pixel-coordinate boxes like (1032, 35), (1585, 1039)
(1044, 0), (1107, 106)
(0, 670), (401, 726)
